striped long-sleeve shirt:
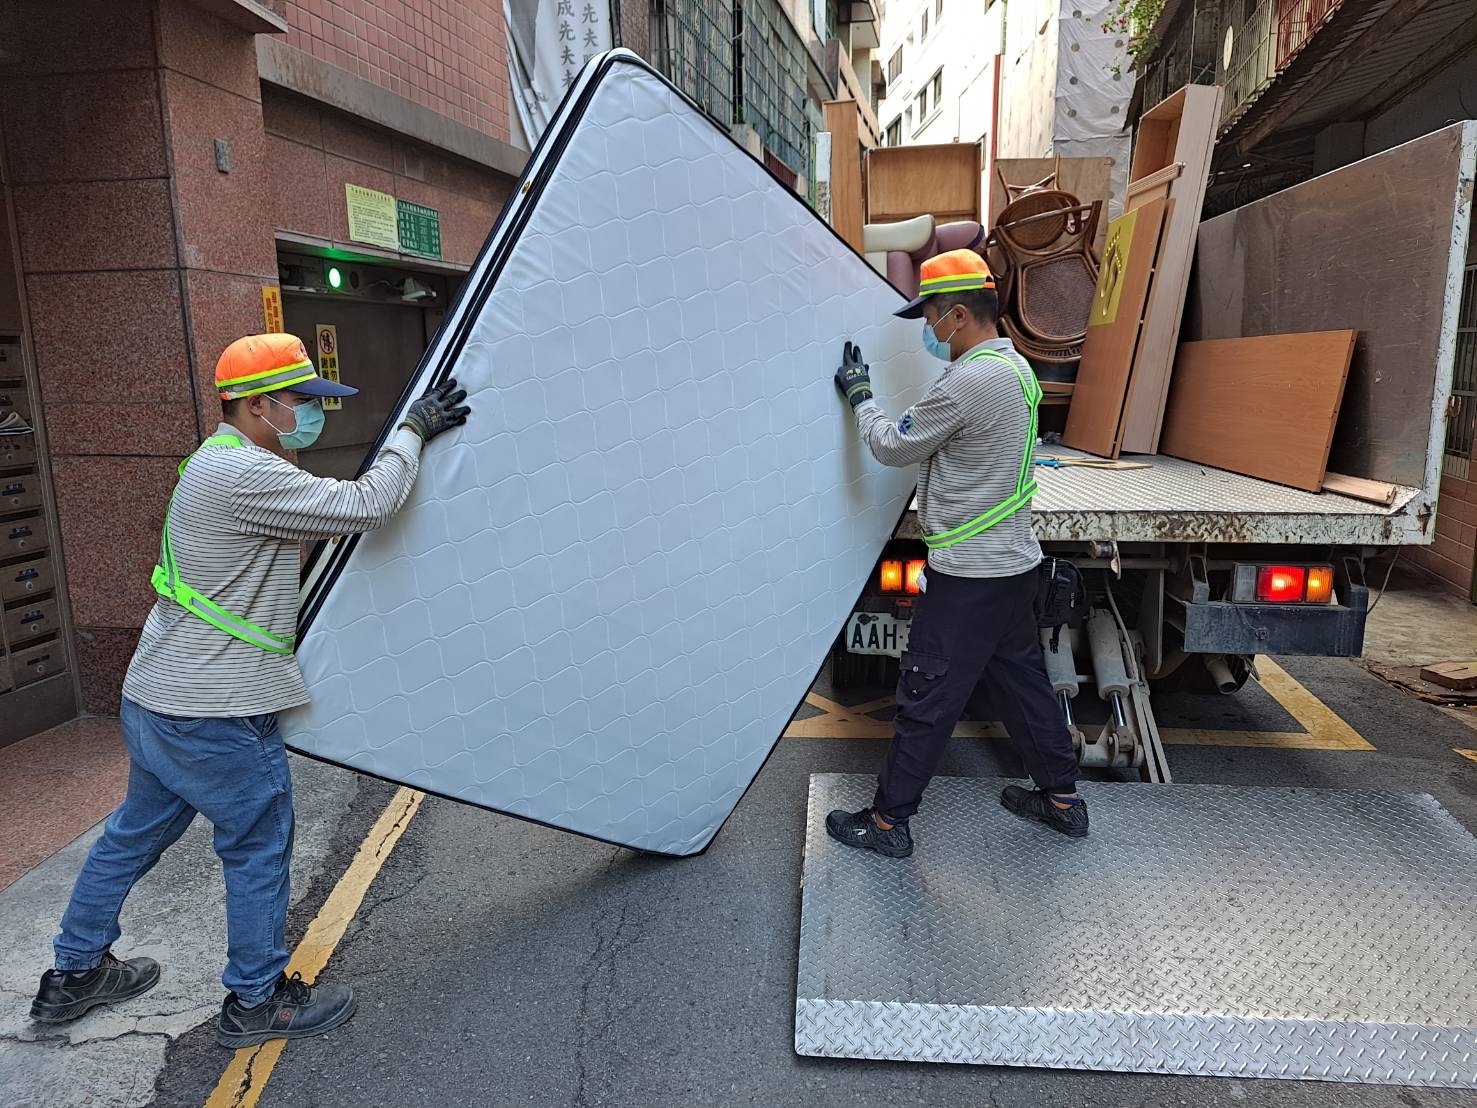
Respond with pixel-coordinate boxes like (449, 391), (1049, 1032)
(855, 337), (1041, 579)
(122, 423), (423, 718)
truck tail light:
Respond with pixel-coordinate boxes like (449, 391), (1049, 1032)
(904, 560), (926, 594)
(1256, 566), (1306, 602)
(1305, 566), (1334, 604)
(880, 560), (903, 592)
(1231, 564), (1336, 604)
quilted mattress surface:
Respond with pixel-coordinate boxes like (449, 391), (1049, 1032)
(283, 51), (935, 855)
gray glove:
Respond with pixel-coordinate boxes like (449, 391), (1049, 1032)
(401, 377), (470, 442)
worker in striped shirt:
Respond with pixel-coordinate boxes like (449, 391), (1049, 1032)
(31, 333), (469, 1048)
(829, 249), (1085, 858)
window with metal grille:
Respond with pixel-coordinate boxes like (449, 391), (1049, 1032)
(935, 0), (943, 18)
(930, 68), (942, 106)
(885, 116), (902, 146)
(916, 85), (927, 121)
(737, 0), (812, 179)
(887, 47), (903, 84)
(655, 0), (736, 130)
(1447, 262), (1477, 481)
(654, 0), (811, 182)
(921, 9), (929, 37)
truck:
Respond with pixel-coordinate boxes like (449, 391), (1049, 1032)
(831, 121), (1475, 784)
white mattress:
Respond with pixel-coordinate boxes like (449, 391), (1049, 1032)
(283, 51), (934, 855)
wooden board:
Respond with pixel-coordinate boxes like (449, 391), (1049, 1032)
(1186, 123), (1474, 491)
(1062, 197), (1173, 458)
(1117, 84), (1225, 455)
(823, 101), (864, 254)
(1159, 331), (1356, 492)
(1321, 472), (1397, 506)
(991, 156), (1112, 258)
(865, 142), (982, 225)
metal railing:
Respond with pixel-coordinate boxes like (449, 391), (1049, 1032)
(654, 0), (813, 180)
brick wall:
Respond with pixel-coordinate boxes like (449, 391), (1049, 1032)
(1409, 469), (1477, 599)
(281, 0), (511, 142)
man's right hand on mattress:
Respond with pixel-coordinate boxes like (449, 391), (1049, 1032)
(401, 377), (471, 443)
(835, 341), (872, 409)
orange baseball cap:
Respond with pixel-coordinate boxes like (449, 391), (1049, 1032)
(895, 249), (997, 318)
(215, 333), (357, 400)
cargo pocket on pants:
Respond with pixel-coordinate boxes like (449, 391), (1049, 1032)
(898, 650), (950, 703)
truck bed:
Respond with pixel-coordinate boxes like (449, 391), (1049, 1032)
(899, 449), (1428, 546)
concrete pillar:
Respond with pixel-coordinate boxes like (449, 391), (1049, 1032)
(1, 0), (278, 712)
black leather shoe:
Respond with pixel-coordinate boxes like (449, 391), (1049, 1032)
(825, 807), (914, 857)
(1001, 785), (1090, 838)
(30, 951), (161, 1024)
(217, 973), (357, 1048)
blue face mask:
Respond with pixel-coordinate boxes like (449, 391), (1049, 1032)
(923, 314), (961, 361)
(266, 396), (325, 450)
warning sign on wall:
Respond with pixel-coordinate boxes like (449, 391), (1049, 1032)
(316, 324), (342, 411)
(262, 286), (284, 333)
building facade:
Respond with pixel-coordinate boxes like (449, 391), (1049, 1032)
(876, 0), (1130, 209)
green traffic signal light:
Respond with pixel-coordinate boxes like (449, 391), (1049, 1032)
(327, 265), (343, 290)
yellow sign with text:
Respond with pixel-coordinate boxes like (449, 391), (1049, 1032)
(345, 184), (399, 250)
(262, 286), (284, 334)
(316, 324), (342, 411)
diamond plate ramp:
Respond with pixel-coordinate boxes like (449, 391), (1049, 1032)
(280, 52), (935, 856)
(797, 774), (1477, 1086)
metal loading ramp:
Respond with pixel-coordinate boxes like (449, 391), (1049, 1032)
(795, 774), (1477, 1086)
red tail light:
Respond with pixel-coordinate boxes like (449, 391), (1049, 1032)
(904, 560), (926, 594)
(1256, 565), (1306, 603)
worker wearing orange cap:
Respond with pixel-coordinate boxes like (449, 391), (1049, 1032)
(829, 249), (1084, 858)
(32, 333), (469, 1047)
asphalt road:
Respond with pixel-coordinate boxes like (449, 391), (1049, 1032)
(152, 656), (1477, 1108)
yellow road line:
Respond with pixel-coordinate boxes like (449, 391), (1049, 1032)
(788, 657), (1374, 751)
(205, 786), (425, 1108)
(1458, 749), (1477, 764)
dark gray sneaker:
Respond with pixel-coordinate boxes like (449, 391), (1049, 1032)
(30, 951), (161, 1024)
(1001, 785), (1089, 838)
(217, 973), (357, 1048)
(825, 807), (914, 857)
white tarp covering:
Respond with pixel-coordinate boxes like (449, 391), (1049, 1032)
(283, 52), (934, 856)
(506, 0), (614, 142)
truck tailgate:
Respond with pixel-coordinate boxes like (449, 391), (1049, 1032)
(901, 450), (1427, 546)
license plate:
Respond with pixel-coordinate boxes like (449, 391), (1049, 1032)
(845, 612), (910, 657)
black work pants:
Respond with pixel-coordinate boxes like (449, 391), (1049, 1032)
(874, 566), (1078, 821)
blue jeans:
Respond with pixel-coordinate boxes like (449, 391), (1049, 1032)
(53, 698), (295, 1004)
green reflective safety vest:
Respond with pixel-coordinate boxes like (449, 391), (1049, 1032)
(922, 348), (1042, 550)
(149, 433), (296, 655)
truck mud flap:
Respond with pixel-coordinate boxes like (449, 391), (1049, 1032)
(283, 50), (933, 856)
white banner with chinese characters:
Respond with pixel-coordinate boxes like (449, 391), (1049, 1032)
(505, 0), (614, 143)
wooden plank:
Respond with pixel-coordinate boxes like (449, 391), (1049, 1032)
(1118, 84), (1225, 454)
(991, 156), (1111, 257)
(823, 101), (864, 254)
(865, 143), (981, 225)
(1421, 662), (1477, 691)
(1321, 472), (1398, 506)
(1186, 124), (1473, 490)
(1062, 197), (1173, 458)
(1159, 331), (1356, 492)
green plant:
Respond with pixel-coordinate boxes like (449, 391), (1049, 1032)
(1103, 0), (1168, 75)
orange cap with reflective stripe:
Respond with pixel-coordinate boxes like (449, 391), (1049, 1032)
(894, 249), (997, 318)
(215, 333), (356, 400)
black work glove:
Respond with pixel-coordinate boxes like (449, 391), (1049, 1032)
(834, 341), (873, 409)
(401, 377), (470, 443)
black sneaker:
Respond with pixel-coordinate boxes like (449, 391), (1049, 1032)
(216, 973), (357, 1048)
(825, 807), (914, 858)
(1001, 785), (1090, 838)
(30, 951), (161, 1024)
